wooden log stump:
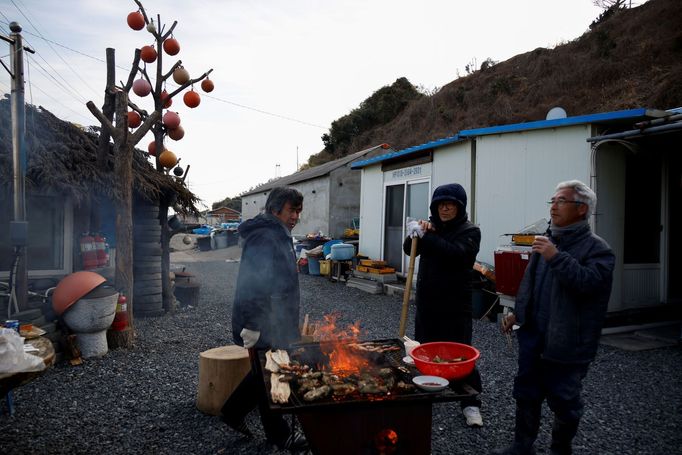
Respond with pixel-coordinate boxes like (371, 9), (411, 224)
(196, 345), (250, 415)
(107, 327), (135, 350)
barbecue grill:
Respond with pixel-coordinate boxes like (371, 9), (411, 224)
(256, 338), (478, 454)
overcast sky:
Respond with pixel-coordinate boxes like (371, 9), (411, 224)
(0, 0), (638, 208)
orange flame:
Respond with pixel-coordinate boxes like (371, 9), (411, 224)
(316, 313), (370, 376)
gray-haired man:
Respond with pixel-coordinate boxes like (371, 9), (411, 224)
(493, 180), (615, 455)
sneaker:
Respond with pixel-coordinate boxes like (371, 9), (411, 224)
(463, 406), (483, 427)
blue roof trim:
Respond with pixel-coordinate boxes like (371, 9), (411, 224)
(459, 108), (649, 137)
(351, 135), (462, 169)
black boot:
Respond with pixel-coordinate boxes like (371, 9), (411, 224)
(490, 401), (541, 455)
(549, 417), (579, 455)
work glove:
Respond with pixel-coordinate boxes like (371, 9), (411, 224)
(240, 328), (261, 349)
(406, 220), (424, 239)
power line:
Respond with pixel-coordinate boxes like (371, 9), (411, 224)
(27, 80), (92, 123)
(26, 53), (87, 104)
(203, 92), (327, 129)
(0, 18), (328, 131)
(9, 0), (100, 96)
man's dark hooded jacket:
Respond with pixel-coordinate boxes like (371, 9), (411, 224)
(403, 184), (481, 341)
(232, 213), (300, 349)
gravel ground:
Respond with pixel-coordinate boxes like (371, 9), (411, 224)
(1, 256), (681, 455)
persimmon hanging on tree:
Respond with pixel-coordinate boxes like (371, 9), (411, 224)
(140, 45), (157, 63)
(168, 126), (185, 141)
(127, 11), (145, 31)
(163, 37), (180, 56)
(162, 111), (181, 129)
(201, 78), (214, 93)
(183, 90), (201, 108)
(159, 149), (178, 168)
(172, 66), (190, 85)
(132, 79), (152, 97)
(160, 90), (172, 108)
(127, 111), (141, 128)
(148, 140), (158, 156)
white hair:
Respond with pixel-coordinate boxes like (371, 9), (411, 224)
(555, 180), (596, 219)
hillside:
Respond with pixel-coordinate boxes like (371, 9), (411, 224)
(308, 0), (682, 164)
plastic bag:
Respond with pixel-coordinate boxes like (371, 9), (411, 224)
(0, 328), (46, 374)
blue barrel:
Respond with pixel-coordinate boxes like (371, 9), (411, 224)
(308, 256), (321, 275)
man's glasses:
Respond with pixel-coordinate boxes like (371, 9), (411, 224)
(547, 198), (584, 206)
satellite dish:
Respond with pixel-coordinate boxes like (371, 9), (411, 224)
(546, 107), (567, 120)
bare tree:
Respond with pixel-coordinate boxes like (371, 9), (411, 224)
(87, 1), (212, 348)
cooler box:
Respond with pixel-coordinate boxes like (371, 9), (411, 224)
(322, 240), (344, 257)
(494, 249), (531, 296)
(330, 243), (354, 261)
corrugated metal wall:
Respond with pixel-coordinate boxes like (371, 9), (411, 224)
(474, 126), (591, 264)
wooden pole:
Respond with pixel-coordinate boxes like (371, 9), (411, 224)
(113, 91), (135, 335)
(399, 237), (418, 338)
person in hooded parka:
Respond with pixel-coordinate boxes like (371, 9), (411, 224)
(403, 183), (484, 427)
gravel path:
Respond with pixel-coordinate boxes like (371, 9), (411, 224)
(1, 256), (680, 454)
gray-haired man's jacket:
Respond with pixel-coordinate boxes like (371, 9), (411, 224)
(514, 223), (615, 363)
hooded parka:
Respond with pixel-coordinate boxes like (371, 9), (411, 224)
(403, 183), (481, 342)
(232, 213), (300, 349)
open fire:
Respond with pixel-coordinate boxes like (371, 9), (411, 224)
(315, 313), (370, 377)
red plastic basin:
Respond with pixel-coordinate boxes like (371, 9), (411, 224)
(409, 342), (480, 381)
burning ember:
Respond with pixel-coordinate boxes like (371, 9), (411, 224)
(316, 313), (370, 376)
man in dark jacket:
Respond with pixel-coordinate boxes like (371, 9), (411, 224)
(402, 183), (484, 427)
(222, 187), (308, 453)
(493, 180), (615, 455)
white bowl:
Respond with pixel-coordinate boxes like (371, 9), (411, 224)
(412, 375), (449, 392)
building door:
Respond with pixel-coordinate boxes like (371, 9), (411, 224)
(382, 180), (430, 273)
(383, 184), (404, 270)
(403, 181), (430, 275)
(622, 151), (662, 306)
(666, 150), (681, 303)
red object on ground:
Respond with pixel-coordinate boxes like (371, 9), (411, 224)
(409, 342), (480, 381)
(493, 250), (530, 296)
(111, 294), (129, 331)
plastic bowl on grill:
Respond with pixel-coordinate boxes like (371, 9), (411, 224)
(409, 342), (480, 381)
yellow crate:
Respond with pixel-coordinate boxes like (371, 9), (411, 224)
(359, 259), (387, 268)
(319, 260), (331, 276)
(512, 234), (536, 246)
(368, 267), (395, 274)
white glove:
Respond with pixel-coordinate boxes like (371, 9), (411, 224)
(406, 220), (424, 238)
(240, 328), (260, 349)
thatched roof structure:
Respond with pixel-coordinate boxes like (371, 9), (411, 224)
(0, 96), (199, 214)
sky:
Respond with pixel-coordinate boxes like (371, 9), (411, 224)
(0, 0), (637, 209)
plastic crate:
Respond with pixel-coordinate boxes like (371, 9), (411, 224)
(319, 260), (331, 276)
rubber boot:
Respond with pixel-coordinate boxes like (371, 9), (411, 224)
(549, 417), (579, 455)
(490, 401), (541, 455)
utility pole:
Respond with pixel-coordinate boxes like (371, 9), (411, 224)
(296, 146), (299, 171)
(1, 22), (35, 311)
